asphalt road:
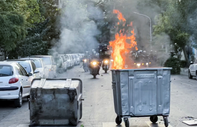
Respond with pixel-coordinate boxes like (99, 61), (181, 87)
(0, 64), (197, 127)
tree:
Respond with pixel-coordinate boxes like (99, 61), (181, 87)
(153, 0), (190, 64)
(138, 0), (195, 66)
(0, 0), (45, 58)
(38, 0), (61, 45)
(0, 12), (26, 53)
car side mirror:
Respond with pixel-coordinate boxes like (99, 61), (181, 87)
(34, 70), (39, 74)
(27, 73), (33, 76)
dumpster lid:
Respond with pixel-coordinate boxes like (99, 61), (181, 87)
(31, 78), (81, 89)
(111, 67), (172, 71)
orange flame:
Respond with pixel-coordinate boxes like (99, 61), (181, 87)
(113, 10), (126, 22)
(110, 10), (138, 69)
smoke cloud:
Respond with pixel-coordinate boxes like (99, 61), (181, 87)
(56, 0), (103, 54)
(54, 0), (171, 66)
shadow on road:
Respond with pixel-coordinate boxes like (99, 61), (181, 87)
(0, 99), (29, 108)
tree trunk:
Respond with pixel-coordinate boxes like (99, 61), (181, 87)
(182, 48), (189, 67)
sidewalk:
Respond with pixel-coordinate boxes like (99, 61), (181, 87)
(180, 68), (188, 76)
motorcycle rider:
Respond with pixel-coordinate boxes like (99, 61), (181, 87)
(89, 50), (101, 75)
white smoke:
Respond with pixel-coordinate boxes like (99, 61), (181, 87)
(56, 0), (103, 54)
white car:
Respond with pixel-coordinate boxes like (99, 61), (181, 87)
(188, 63), (197, 79)
(68, 54), (75, 67)
(74, 54), (80, 65)
(59, 54), (69, 71)
(54, 54), (65, 73)
(6, 59), (39, 80)
(0, 62), (32, 107)
(20, 58), (45, 78)
(65, 54), (74, 68)
(30, 55), (57, 78)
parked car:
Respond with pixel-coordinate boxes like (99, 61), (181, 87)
(0, 62), (32, 107)
(65, 54), (74, 68)
(59, 54), (69, 71)
(20, 57), (45, 78)
(74, 54), (80, 65)
(5, 59), (38, 81)
(188, 62), (197, 79)
(53, 54), (65, 73)
(30, 55), (57, 78)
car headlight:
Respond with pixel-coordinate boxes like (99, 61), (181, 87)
(104, 60), (109, 64)
(146, 62), (149, 65)
(83, 59), (87, 62)
(91, 61), (97, 66)
(137, 63), (141, 67)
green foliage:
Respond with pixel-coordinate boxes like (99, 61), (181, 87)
(0, 12), (26, 51)
(38, 0), (61, 44)
(0, 0), (44, 54)
(25, 0), (44, 26)
(180, 60), (187, 68)
(164, 57), (181, 74)
(153, 1), (190, 50)
(139, 0), (196, 64)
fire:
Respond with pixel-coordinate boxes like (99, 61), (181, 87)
(110, 10), (138, 69)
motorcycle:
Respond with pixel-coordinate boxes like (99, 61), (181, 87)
(102, 59), (110, 73)
(82, 59), (89, 72)
(89, 59), (100, 78)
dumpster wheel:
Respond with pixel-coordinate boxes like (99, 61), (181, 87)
(124, 117), (129, 127)
(115, 116), (122, 125)
(69, 118), (78, 126)
(163, 116), (168, 127)
(150, 115), (158, 123)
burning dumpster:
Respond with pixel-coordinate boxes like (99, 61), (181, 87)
(29, 78), (83, 126)
(111, 68), (171, 127)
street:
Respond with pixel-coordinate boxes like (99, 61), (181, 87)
(0, 65), (197, 127)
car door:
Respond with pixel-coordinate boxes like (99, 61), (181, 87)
(190, 64), (195, 76)
(195, 64), (197, 76)
(18, 65), (31, 96)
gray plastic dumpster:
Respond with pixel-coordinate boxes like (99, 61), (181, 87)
(29, 78), (83, 126)
(111, 68), (171, 127)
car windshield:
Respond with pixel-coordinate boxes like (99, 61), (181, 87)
(32, 59), (42, 68)
(41, 57), (52, 65)
(18, 61), (32, 73)
(0, 65), (13, 77)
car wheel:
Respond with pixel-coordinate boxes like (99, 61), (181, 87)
(196, 71), (197, 80)
(14, 91), (22, 107)
(188, 70), (192, 79)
